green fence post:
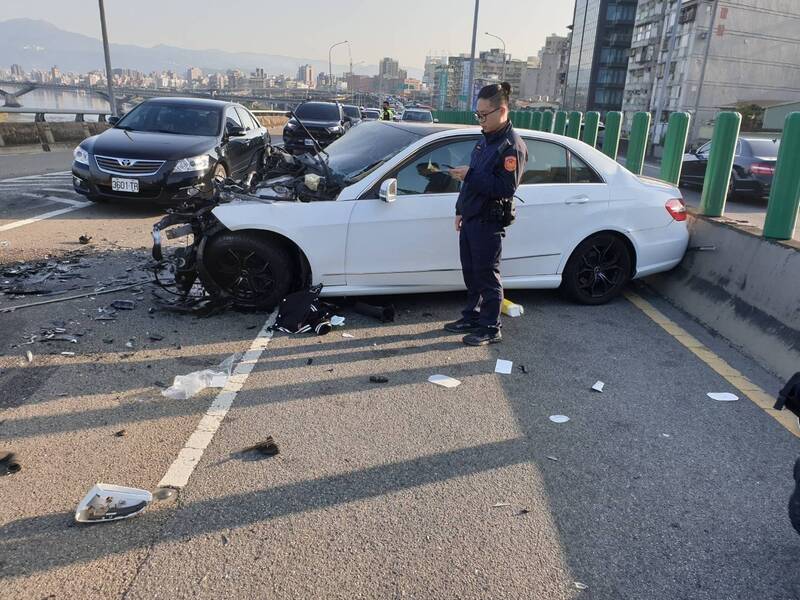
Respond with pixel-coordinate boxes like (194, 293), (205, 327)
(567, 111), (583, 139)
(583, 111), (600, 147)
(764, 112), (800, 240)
(626, 111), (651, 175)
(554, 111), (567, 135)
(659, 112), (691, 185)
(699, 111), (742, 217)
(540, 110), (554, 133)
(603, 111), (622, 160)
(521, 111), (533, 129)
(530, 111), (542, 131)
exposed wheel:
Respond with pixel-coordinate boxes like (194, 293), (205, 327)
(562, 233), (632, 305)
(198, 231), (293, 310)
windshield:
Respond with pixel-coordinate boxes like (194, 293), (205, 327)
(296, 102), (340, 121)
(402, 111), (433, 122)
(746, 138), (780, 158)
(324, 121), (426, 183)
(115, 103), (221, 136)
(343, 105), (361, 119)
(365, 110), (380, 119)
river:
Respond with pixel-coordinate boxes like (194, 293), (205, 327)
(0, 87), (128, 123)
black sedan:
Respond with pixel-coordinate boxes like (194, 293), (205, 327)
(72, 98), (269, 205)
(282, 102), (350, 154)
(680, 135), (780, 199)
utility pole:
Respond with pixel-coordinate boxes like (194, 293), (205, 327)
(98, 0), (117, 116)
(485, 32), (507, 81)
(328, 40), (348, 92)
(689, 0), (719, 143)
(652, 0), (682, 153)
(466, 0), (480, 111)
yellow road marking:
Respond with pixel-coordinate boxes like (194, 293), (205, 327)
(625, 291), (799, 438)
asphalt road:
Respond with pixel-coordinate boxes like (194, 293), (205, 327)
(0, 152), (799, 599)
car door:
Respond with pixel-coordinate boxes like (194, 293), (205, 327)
(682, 141), (711, 186)
(345, 137), (479, 287)
(503, 138), (609, 279)
(235, 106), (266, 173)
(223, 106), (249, 178)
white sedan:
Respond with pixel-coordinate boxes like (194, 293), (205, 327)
(153, 121), (688, 308)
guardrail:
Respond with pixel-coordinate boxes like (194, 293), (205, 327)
(0, 107), (110, 122)
(432, 108), (800, 242)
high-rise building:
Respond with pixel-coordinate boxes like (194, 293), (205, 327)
(423, 56), (447, 87)
(10, 64), (24, 78)
(186, 67), (203, 83)
(564, 0), (638, 113)
(621, 0), (800, 140)
(379, 57), (400, 79)
(297, 64), (314, 88)
(50, 66), (62, 83)
(526, 34), (570, 102)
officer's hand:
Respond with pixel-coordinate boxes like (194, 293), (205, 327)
(454, 215), (462, 232)
(449, 166), (469, 181)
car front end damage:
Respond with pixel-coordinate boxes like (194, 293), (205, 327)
(151, 144), (333, 309)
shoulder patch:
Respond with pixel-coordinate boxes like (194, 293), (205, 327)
(504, 156), (517, 172)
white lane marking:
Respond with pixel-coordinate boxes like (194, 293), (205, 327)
(0, 202), (91, 232)
(157, 313), (276, 489)
(0, 171), (71, 182)
(15, 192), (88, 207)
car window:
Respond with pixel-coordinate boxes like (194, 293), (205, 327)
(246, 110), (263, 130)
(697, 141), (711, 154)
(745, 138), (780, 158)
(114, 103), (221, 136)
(225, 106), (243, 131)
(343, 106), (361, 119)
(234, 107), (254, 130)
(520, 140), (568, 184)
(296, 102), (340, 121)
(570, 153), (603, 183)
(395, 139), (477, 195)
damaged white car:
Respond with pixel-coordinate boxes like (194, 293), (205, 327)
(152, 120), (689, 309)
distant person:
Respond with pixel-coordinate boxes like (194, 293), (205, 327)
(381, 101), (394, 121)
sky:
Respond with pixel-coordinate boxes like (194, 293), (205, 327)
(2, 0), (575, 70)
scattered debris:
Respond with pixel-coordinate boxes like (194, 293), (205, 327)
(152, 487), (177, 501)
(78, 235), (92, 245)
(519, 365), (529, 374)
(0, 240), (8, 247)
(60, 351), (76, 356)
(574, 582), (589, 591)
(342, 333), (354, 338)
(591, 381), (605, 393)
(75, 483), (152, 523)
(422, 312), (434, 317)
(707, 392), (739, 402)
(306, 358), (313, 365)
(661, 433), (671, 438)
(148, 333), (164, 341)
(114, 430), (127, 437)
(546, 455), (559, 461)
(103, 338), (114, 344)
(161, 354), (238, 400)
(25, 350), (33, 363)
(492, 502), (511, 508)
(241, 436), (280, 457)
(495, 359), (513, 375)
(330, 315), (345, 327)
(125, 340), (135, 349)
(428, 374), (461, 389)
(0, 450), (21, 476)
(1, 281), (151, 314)
(501, 298), (524, 317)
(369, 375), (389, 384)
(517, 509), (530, 516)
(549, 415), (570, 423)
(353, 301), (396, 323)
(40, 334), (79, 343)
(111, 300), (135, 311)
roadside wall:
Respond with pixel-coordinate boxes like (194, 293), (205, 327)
(647, 213), (800, 380)
(0, 122), (109, 148)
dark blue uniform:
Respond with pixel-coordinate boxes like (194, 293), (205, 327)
(455, 121), (527, 329)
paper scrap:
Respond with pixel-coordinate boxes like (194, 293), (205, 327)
(549, 415), (570, 423)
(707, 392), (739, 402)
(591, 381), (605, 393)
(492, 502), (511, 508)
(495, 359), (513, 375)
(342, 333), (354, 338)
(428, 374), (461, 389)
(574, 582), (589, 591)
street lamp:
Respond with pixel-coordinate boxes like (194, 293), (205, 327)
(97, 0), (117, 116)
(328, 40), (348, 91)
(485, 31), (507, 81)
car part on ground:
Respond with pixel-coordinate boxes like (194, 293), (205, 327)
(75, 483), (153, 523)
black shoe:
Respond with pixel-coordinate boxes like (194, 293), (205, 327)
(444, 319), (481, 333)
(463, 327), (502, 346)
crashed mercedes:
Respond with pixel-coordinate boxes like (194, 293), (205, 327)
(152, 120), (689, 309)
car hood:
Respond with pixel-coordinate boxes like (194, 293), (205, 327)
(85, 128), (218, 160)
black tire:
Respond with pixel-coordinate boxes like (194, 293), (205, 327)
(562, 233), (632, 305)
(198, 231), (293, 310)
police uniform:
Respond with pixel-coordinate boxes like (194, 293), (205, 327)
(455, 120), (527, 334)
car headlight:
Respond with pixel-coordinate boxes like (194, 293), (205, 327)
(327, 126), (343, 134)
(173, 154), (210, 173)
(285, 122), (296, 130)
(73, 146), (89, 165)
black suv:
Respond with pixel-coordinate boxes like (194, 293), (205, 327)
(283, 101), (350, 154)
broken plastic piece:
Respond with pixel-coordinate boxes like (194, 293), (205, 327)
(241, 436), (280, 457)
(592, 381), (605, 393)
(501, 298), (524, 317)
(0, 450), (21, 476)
(574, 582), (589, 591)
(161, 354), (238, 400)
(546, 455), (559, 461)
(428, 374), (461, 388)
(111, 300), (135, 310)
(25, 350), (33, 363)
(369, 375), (389, 384)
(707, 392), (739, 402)
(114, 430), (127, 437)
(549, 415), (570, 423)
(78, 235), (92, 245)
(148, 333), (164, 341)
(353, 301), (396, 323)
(330, 315), (345, 327)
(74, 483), (153, 523)
(519, 365), (529, 374)
(342, 333), (354, 338)
(152, 487), (177, 501)
(60, 351), (76, 356)
(492, 502), (511, 508)
(495, 359), (513, 374)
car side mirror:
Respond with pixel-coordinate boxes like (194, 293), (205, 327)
(227, 125), (246, 137)
(379, 178), (397, 203)
(108, 116), (120, 126)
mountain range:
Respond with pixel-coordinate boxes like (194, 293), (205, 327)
(0, 19), (423, 80)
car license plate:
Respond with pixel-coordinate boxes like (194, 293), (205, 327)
(304, 139), (314, 146)
(111, 178), (139, 193)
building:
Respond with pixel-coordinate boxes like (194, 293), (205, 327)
(297, 64), (314, 88)
(764, 100), (800, 131)
(564, 0), (638, 113)
(50, 66), (62, 84)
(379, 57), (400, 79)
(529, 34), (570, 102)
(10, 64), (24, 79)
(186, 67), (203, 84)
(249, 68), (268, 91)
(621, 0), (800, 141)
(423, 56), (447, 87)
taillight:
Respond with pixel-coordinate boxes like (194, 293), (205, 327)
(751, 162), (775, 176)
(665, 198), (687, 221)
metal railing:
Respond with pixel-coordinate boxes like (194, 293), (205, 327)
(0, 107), (110, 122)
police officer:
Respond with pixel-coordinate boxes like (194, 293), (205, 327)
(381, 100), (395, 121)
(445, 82), (527, 346)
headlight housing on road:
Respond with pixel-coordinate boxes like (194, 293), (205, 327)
(73, 145), (89, 165)
(173, 154), (210, 173)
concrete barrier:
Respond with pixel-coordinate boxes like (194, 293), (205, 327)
(0, 122), (110, 149)
(647, 212), (800, 380)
